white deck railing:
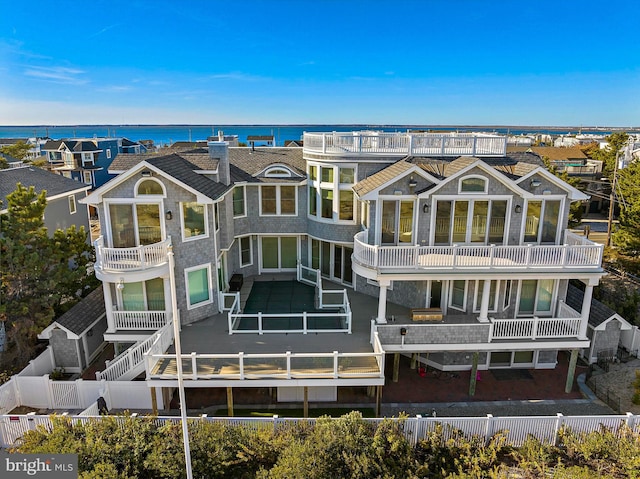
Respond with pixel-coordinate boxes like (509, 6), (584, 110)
(145, 349), (384, 381)
(98, 321), (174, 381)
(94, 235), (171, 272)
(490, 317), (583, 341)
(112, 310), (169, 330)
(353, 231), (603, 273)
(303, 132), (508, 157)
(228, 266), (352, 335)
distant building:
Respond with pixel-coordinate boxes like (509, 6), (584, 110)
(0, 165), (90, 238)
(247, 135), (275, 147)
(42, 137), (147, 189)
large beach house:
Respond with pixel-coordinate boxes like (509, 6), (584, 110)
(78, 130), (605, 408)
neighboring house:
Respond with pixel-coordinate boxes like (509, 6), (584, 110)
(565, 284), (634, 364)
(284, 140), (303, 147)
(0, 165), (91, 237)
(509, 146), (604, 213)
(80, 131), (605, 403)
(247, 135), (275, 147)
(42, 137), (147, 189)
(37, 287), (108, 374)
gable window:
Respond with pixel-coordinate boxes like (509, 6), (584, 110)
(239, 236), (252, 267)
(260, 185), (297, 215)
(233, 186), (245, 217)
(68, 195), (76, 214)
(181, 202), (207, 240)
(81, 152), (94, 166)
(523, 199), (562, 244)
(185, 264), (213, 309)
(264, 167), (291, 177)
(136, 179), (164, 196)
(460, 176), (487, 193)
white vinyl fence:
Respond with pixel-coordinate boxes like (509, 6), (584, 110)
(1, 412), (638, 449)
(0, 376), (163, 415)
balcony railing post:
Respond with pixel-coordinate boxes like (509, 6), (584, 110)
(532, 316), (539, 340)
(239, 352), (245, 380)
(525, 244), (532, 268)
(303, 312), (308, 334)
(258, 312), (263, 335)
(322, 133), (326, 154)
(440, 136), (445, 155)
(334, 351), (339, 378)
(191, 352), (198, 380)
(561, 245), (568, 266)
(452, 244), (458, 269)
(408, 134), (413, 156)
(286, 351), (292, 379)
(489, 244), (495, 268)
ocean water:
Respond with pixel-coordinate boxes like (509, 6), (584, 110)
(0, 124), (617, 147)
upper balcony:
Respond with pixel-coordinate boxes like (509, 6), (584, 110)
(352, 230), (603, 277)
(93, 235), (171, 282)
(303, 132), (507, 157)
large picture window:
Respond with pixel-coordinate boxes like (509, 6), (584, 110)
(260, 185), (297, 215)
(523, 199), (562, 244)
(261, 236), (298, 270)
(181, 202), (207, 240)
(233, 186), (246, 217)
(185, 264), (212, 309)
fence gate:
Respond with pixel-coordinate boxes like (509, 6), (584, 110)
(50, 381), (80, 409)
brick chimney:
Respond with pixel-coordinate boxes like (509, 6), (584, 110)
(208, 139), (230, 186)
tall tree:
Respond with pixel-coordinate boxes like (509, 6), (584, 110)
(0, 141), (32, 161)
(586, 132), (630, 180)
(612, 159), (640, 254)
(0, 184), (95, 365)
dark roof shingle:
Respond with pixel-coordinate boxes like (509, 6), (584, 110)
(56, 287), (106, 335)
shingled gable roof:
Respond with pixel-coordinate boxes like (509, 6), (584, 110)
(146, 155), (229, 201)
(424, 157), (533, 198)
(509, 146), (588, 162)
(0, 166), (89, 212)
(353, 160), (432, 198)
(42, 140), (101, 152)
(228, 147), (305, 176)
(109, 153), (161, 172)
(38, 287), (105, 339)
(565, 284), (631, 330)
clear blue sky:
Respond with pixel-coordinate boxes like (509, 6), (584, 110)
(1, 0), (638, 126)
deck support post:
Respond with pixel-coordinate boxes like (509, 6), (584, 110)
(410, 353), (417, 369)
(469, 352), (479, 396)
(375, 386), (382, 417)
(565, 349), (579, 393)
(226, 387), (234, 417)
(376, 281), (390, 323)
(150, 387), (158, 415)
(579, 285), (594, 339)
(393, 353), (400, 382)
(303, 387), (309, 418)
(367, 386), (376, 397)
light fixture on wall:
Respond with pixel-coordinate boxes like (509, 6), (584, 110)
(423, 203), (429, 214)
(408, 176), (417, 188)
(165, 210), (173, 221)
(116, 279), (125, 291)
(514, 205), (522, 214)
(530, 179), (542, 188)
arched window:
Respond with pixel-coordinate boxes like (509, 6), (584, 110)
(459, 176), (487, 193)
(264, 167), (292, 178)
(136, 178), (165, 196)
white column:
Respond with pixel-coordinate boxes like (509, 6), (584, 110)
(376, 280), (390, 324)
(579, 284), (594, 339)
(478, 280), (491, 323)
(103, 282), (115, 332)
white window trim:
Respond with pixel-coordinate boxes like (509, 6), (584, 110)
(307, 162), (357, 225)
(134, 177), (167, 197)
(520, 196), (565, 245)
(458, 175), (488, 194)
(68, 195), (77, 214)
(264, 166), (292, 177)
(515, 279), (557, 317)
(259, 236), (299, 272)
(448, 280), (467, 312)
(503, 280), (512, 311)
(239, 236), (253, 267)
(184, 263), (213, 310)
(472, 280), (499, 313)
(232, 185), (247, 218)
(103, 198), (166, 248)
(106, 149), (111, 159)
(180, 201), (209, 243)
(83, 170), (93, 185)
(259, 185), (298, 216)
